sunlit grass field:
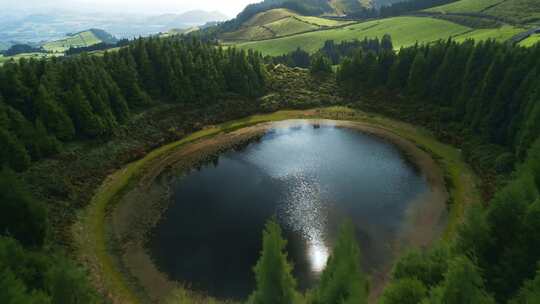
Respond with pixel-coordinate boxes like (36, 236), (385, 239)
(454, 25), (524, 42)
(42, 30), (102, 53)
(222, 8), (352, 41)
(520, 34), (540, 47)
(426, 0), (540, 24)
(425, 0), (502, 14)
(0, 52), (62, 66)
(236, 16), (473, 55)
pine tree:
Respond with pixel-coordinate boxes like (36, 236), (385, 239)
(312, 221), (368, 304)
(34, 85), (75, 141)
(0, 170), (47, 247)
(65, 85), (104, 138)
(379, 278), (427, 304)
(407, 52), (427, 97)
(426, 256), (495, 304)
(381, 34), (393, 52)
(249, 219), (298, 304)
(310, 55), (333, 77)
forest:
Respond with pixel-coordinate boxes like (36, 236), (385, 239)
(0, 37), (267, 303)
(0, 37), (266, 172)
(235, 37), (540, 303)
(1, 32), (540, 303)
(334, 38), (540, 303)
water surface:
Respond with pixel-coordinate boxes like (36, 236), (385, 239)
(149, 122), (429, 300)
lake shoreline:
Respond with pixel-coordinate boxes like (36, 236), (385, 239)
(108, 119), (448, 303)
(74, 107), (477, 304)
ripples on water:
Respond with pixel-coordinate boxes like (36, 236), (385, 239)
(149, 122), (428, 300)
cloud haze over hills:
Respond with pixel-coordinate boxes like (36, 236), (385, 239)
(5, 0), (260, 17)
(0, 0), (263, 47)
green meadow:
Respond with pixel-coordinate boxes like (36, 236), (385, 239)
(43, 30), (102, 53)
(236, 16), (473, 56)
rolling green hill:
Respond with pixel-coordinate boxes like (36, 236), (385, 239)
(426, 0), (540, 25)
(235, 16), (524, 56)
(453, 25), (524, 42)
(226, 0), (534, 56)
(519, 33), (540, 47)
(221, 8), (353, 41)
(42, 29), (117, 53)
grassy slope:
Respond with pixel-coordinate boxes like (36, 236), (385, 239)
(244, 8), (297, 26)
(426, 0), (502, 13)
(297, 15), (353, 26)
(454, 25), (524, 42)
(77, 106), (479, 303)
(236, 16), (472, 55)
(520, 34), (540, 47)
(485, 0), (540, 24)
(0, 53), (62, 66)
(266, 17), (319, 36)
(222, 8), (351, 41)
(43, 30), (102, 53)
(426, 0), (540, 25)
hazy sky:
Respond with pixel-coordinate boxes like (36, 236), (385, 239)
(5, 0), (261, 17)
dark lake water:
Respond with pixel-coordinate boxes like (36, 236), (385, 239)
(148, 122), (429, 300)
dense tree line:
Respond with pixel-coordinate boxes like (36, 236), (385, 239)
(0, 169), (97, 303)
(0, 37), (266, 172)
(216, 0), (333, 34)
(2, 44), (44, 56)
(318, 36), (393, 64)
(338, 39), (540, 169)
(269, 36), (393, 68)
(345, 0), (458, 19)
(378, 0), (457, 18)
(337, 38), (540, 302)
(65, 42), (116, 56)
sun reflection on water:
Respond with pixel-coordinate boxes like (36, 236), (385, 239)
(307, 240), (329, 273)
(278, 161), (331, 274)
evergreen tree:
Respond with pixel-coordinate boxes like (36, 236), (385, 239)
(0, 129), (30, 172)
(381, 34), (393, 52)
(312, 221), (368, 304)
(379, 278), (427, 304)
(407, 52), (427, 97)
(249, 219), (298, 304)
(310, 55), (333, 77)
(33, 85), (75, 141)
(511, 267), (540, 304)
(0, 169), (47, 247)
(425, 256), (495, 304)
(65, 85), (104, 138)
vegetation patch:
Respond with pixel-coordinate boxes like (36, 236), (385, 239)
(235, 17), (471, 55)
(454, 25), (524, 42)
(425, 0), (504, 14)
(520, 33), (540, 47)
(42, 30), (105, 53)
(222, 8), (353, 42)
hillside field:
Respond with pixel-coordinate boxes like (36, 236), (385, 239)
(0, 52), (61, 66)
(222, 8), (352, 41)
(425, 0), (502, 14)
(426, 0), (540, 25)
(42, 30), (102, 53)
(236, 16), (522, 56)
(520, 34), (540, 47)
(454, 25), (523, 42)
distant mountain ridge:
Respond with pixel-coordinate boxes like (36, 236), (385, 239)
(0, 10), (229, 46)
(147, 10), (229, 27)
